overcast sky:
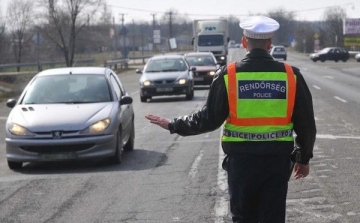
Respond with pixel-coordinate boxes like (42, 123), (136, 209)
(1, 0), (359, 24)
(106, 0), (359, 23)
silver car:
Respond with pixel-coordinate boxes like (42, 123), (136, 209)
(137, 54), (195, 102)
(270, 45), (287, 61)
(5, 67), (135, 170)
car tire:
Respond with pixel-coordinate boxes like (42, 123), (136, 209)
(335, 60), (338, 62)
(321, 59), (325, 62)
(186, 90), (194, 100)
(312, 59), (317, 62)
(110, 130), (123, 164)
(342, 59), (347, 62)
(124, 122), (135, 151)
(7, 160), (23, 170)
(140, 96), (148, 102)
(357, 59), (360, 62)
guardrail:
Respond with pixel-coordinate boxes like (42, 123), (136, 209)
(103, 58), (129, 70)
(0, 58), (95, 72)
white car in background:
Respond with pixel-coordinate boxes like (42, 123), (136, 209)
(355, 53), (360, 62)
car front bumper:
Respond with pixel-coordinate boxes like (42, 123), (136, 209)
(6, 134), (116, 162)
(140, 84), (192, 97)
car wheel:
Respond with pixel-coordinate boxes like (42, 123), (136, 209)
(357, 59), (360, 62)
(124, 122), (135, 151)
(140, 96), (148, 102)
(8, 160), (23, 170)
(110, 129), (123, 164)
(321, 59), (325, 62)
(312, 59), (317, 62)
(186, 90), (194, 100)
(335, 60), (338, 62)
(342, 59), (347, 62)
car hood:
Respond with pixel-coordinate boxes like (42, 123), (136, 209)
(141, 71), (190, 81)
(192, 66), (217, 72)
(7, 103), (114, 132)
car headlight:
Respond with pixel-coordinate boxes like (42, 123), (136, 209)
(8, 123), (35, 136)
(209, 71), (215, 76)
(81, 118), (110, 134)
(177, 79), (187, 84)
(220, 56), (225, 60)
(143, 80), (151, 86)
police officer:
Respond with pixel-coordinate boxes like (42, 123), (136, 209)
(145, 15), (316, 223)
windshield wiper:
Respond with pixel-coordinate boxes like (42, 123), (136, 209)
(146, 70), (161, 72)
(162, 69), (179, 72)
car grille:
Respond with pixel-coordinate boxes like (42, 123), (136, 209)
(21, 144), (95, 154)
(153, 79), (175, 84)
(211, 51), (222, 55)
(195, 71), (208, 76)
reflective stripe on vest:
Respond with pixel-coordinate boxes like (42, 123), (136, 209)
(222, 62), (296, 142)
(226, 62), (296, 126)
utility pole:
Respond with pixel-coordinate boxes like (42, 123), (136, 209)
(119, 13), (126, 58)
(151, 13), (156, 52)
(168, 11), (173, 39)
(113, 16), (117, 58)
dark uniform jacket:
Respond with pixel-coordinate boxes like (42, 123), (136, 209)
(168, 48), (316, 164)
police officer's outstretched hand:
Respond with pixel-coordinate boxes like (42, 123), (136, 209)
(293, 163), (309, 180)
(145, 115), (170, 130)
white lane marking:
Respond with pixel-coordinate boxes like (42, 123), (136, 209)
(188, 149), (203, 178)
(130, 90), (140, 96)
(323, 76), (333, 79)
(215, 130), (229, 223)
(316, 134), (360, 140)
(313, 85), (321, 90)
(334, 96), (347, 103)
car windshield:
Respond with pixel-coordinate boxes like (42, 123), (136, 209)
(198, 35), (224, 46)
(274, 47), (285, 52)
(145, 58), (187, 72)
(22, 74), (111, 104)
(319, 48), (331, 53)
(185, 55), (216, 66)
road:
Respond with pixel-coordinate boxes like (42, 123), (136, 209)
(0, 49), (360, 222)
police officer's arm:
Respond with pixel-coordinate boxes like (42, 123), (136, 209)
(168, 69), (229, 136)
(292, 70), (317, 164)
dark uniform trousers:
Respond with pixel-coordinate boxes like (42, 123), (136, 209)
(225, 154), (291, 223)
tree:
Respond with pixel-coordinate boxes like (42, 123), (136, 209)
(267, 8), (296, 47)
(322, 6), (347, 47)
(38, 0), (103, 67)
(6, 0), (34, 70)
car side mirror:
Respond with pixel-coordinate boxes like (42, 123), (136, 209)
(120, 95), (133, 105)
(135, 69), (142, 74)
(6, 98), (17, 108)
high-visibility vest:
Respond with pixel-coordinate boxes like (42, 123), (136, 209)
(222, 62), (296, 142)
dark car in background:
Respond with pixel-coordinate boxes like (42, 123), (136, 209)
(137, 54), (195, 102)
(5, 67), (135, 170)
(184, 52), (219, 86)
(310, 47), (349, 62)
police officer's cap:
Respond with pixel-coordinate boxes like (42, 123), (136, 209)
(239, 16), (280, 39)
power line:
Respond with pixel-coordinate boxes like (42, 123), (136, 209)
(108, 2), (355, 19)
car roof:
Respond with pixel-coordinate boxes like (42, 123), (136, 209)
(184, 52), (214, 56)
(150, 54), (184, 60)
(36, 67), (109, 77)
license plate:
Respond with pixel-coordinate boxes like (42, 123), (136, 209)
(40, 153), (77, 160)
(156, 87), (173, 92)
(194, 77), (204, 81)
